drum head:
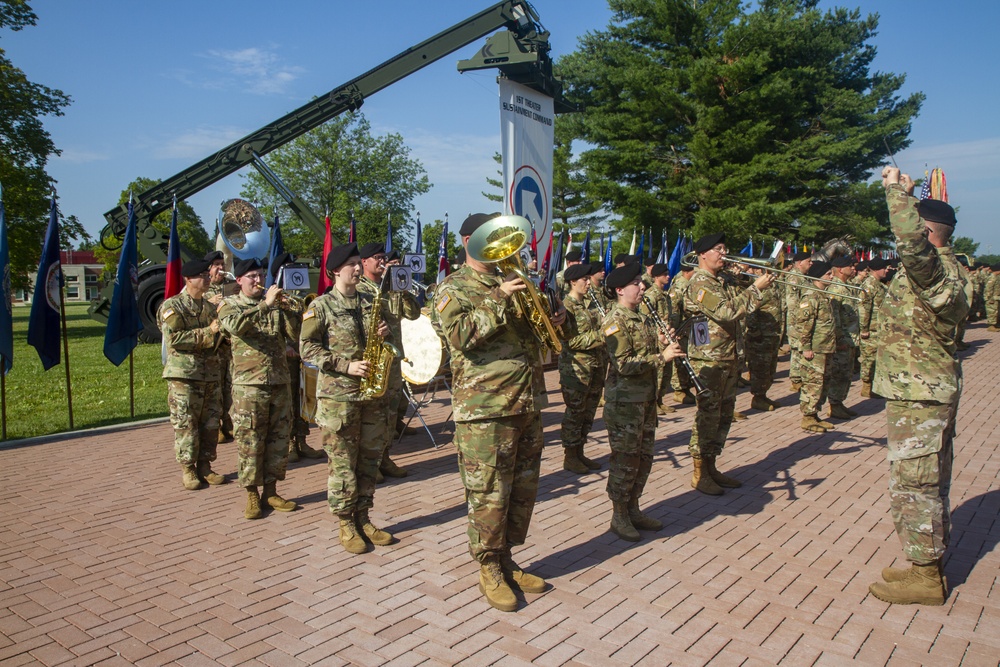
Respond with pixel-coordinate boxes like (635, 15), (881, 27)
(400, 314), (444, 385)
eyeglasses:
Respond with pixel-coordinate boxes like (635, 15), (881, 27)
(709, 246), (728, 255)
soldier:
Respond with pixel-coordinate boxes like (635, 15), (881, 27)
(602, 263), (684, 540)
(795, 262), (838, 433)
(556, 249), (583, 299)
(434, 213), (565, 612)
(204, 250), (235, 442)
(986, 264), (1000, 331)
(867, 166), (972, 606)
(683, 232), (774, 495)
(745, 262), (784, 412)
(639, 263), (675, 414)
(158, 258), (227, 490)
(858, 257), (890, 396)
(669, 264), (697, 405)
(218, 257), (299, 520)
(300, 243), (395, 554)
(784, 251), (813, 392)
(357, 241), (419, 480)
(559, 263), (606, 475)
(827, 257), (860, 418)
(585, 261), (609, 316)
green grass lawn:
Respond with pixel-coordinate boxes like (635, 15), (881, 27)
(2, 303), (167, 441)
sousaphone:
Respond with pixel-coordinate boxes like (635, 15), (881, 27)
(218, 198), (270, 262)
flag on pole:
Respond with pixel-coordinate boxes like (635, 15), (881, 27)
(27, 196), (63, 370)
(530, 225), (538, 261)
(436, 218), (449, 283)
(543, 229), (562, 292)
(628, 228), (637, 256)
(103, 197), (143, 366)
(348, 211), (356, 243)
(0, 183), (12, 375)
(163, 196), (183, 300)
(385, 213), (393, 254)
(317, 211), (333, 294)
(656, 229), (668, 264)
(582, 229), (591, 264)
(604, 231), (613, 276)
(667, 233), (683, 278)
(647, 228), (654, 260)
(265, 214), (284, 288)
(740, 237), (753, 257)
(599, 232), (605, 263)
(636, 227), (645, 261)
(414, 215), (425, 306)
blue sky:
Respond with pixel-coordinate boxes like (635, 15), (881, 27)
(6, 1), (1000, 255)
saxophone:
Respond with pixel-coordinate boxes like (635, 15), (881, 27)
(358, 276), (400, 400)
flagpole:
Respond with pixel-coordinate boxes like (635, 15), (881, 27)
(129, 350), (135, 418)
(1, 358), (6, 440)
(59, 286), (74, 430)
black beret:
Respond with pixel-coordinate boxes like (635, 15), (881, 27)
(868, 257), (887, 271)
(650, 263), (669, 277)
(459, 212), (500, 236)
(181, 258), (211, 277)
(792, 251), (812, 262)
(270, 252), (295, 278)
(359, 242), (386, 259)
(455, 248), (467, 265)
(693, 232), (726, 254)
(590, 261), (606, 274)
(326, 242), (359, 272)
(643, 254), (657, 266)
(889, 257), (901, 267)
(807, 261), (831, 279)
(991, 263), (1000, 271)
(856, 260), (869, 272)
(831, 256), (854, 268)
(386, 249), (400, 262)
(955, 254), (969, 267)
(613, 253), (634, 265)
(606, 262), (643, 289)
(564, 263), (592, 282)
(917, 199), (957, 227)
(564, 250), (583, 262)
(203, 250), (224, 262)
(234, 257), (264, 278)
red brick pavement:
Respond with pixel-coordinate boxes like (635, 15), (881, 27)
(2, 325), (999, 666)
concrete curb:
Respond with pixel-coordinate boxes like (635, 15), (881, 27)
(0, 416), (170, 450)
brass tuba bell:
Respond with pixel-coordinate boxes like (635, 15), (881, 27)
(466, 215), (562, 354)
(218, 198), (270, 262)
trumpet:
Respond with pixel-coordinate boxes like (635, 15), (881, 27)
(641, 296), (709, 397)
(681, 252), (863, 302)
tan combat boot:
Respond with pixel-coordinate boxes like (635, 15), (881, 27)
(562, 446), (589, 474)
(674, 390), (696, 405)
(869, 561), (947, 605)
(691, 457), (724, 495)
(881, 564), (910, 582)
(355, 509), (393, 546)
(801, 414), (827, 433)
(244, 487), (262, 520)
(750, 395), (775, 412)
(627, 498), (663, 531)
(262, 482), (296, 512)
(790, 380), (802, 392)
(181, 464), (203, 490)
(609, 502), (640, 541)
(656, 401), (676, 415)
(286, 442), (300, 463)
(733, 410), (747, 421)
(479, 556), (517, 611)
(380, 454), (408, 478)
(339, 515), (368, 554)
(861, 381), (872, 398)
(500, 552), (546, 593)
(197, 461), (227, 486)
(578, 445), (602, 471)
(296, 439), (325, 459)
(828, 402), (856, 419)
(705, 455), (742, 488)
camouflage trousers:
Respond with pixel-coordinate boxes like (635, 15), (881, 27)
(287, 357), (310, 441)
(655, 352), (673, 404)
(688, 359), (738, 458)
(886, 400), (957, 564)
(747, 335), (781, 397)
(670, 337), (693, 392)
(827, 345), (855, 402)
(219, 345), (233, 435)
(560, 382), (603, 449)
(385, 362), (406, 454)
(986, 299), (999, 327)
(455, 412), (544, 563)
(317, 396), (389, 516)
(167, 379), (221, 465)
(603, 399), (656, 503)
(798, 352), (830, 416)
(788, 346), (802, 384)
(859, 337), (878, 384)
(232, 383), (291, 488)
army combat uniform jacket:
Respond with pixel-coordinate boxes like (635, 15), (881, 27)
(218, 292), (297, 386)
(683, 268), (764, 362)
(159, 293), (221, 382)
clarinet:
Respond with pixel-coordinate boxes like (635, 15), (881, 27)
(641, 296), (709, 397)
(587, 287), (607, 317)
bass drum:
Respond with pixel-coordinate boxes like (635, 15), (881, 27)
(400, 314), (444, 385)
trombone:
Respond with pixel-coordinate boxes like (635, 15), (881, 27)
(681, 252), (864, 302)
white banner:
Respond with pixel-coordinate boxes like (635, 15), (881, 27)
(500, 79), (554, 271)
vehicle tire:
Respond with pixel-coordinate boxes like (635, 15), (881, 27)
(136, 270), (166, 344)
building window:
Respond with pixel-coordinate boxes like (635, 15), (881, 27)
(65, 274), (79, 282)
(85, 274), (98, 284)
(87, 287), (99, 300)
(66, 286), (80, 299)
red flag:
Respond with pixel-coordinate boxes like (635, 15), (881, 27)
(317, 213), (333, 294)
(539, 230), (554, 291)
(163, 199), (183, 300)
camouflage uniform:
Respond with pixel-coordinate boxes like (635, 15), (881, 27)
(639, 283), (673, 404)
(601, 302), (662, 503)
(874, 183), (972, 565)
(668, 272), (694, 393)
(858, 273), (888, 383)
(794, 290), (837, 416)
(435, 264), (546, 563)
(784, 267), (809, 385)
(827, 278), (859, 403)
(218, 292), (298, 488)
(984, 271), (999, 327)
(299, 288), (391, 517)
(158, 293), (222, 465)
(206, 280), (235, 437)
(558, 293), (607, 453)
(746, 277), (783, 399)
(683, 268), (764, 457)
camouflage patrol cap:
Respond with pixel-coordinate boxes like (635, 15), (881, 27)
(917, 199), (957, 227)
(359, 242), (386, 259)
(806, 261), (831, 279)
(693, 232), (726, 254)
(564, 263), (592, 282)
(606, 262), (643, 289)
(181, 258), (212, 277)
(234, 257), (265, 277)
(326, 242), (359, 271)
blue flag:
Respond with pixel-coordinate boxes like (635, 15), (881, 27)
(636, 227), (645, 260)
(28, 197), (63, 370)
(740, 237), (753, 257)
(603, 231), (613, 276)
(385, 214), (393, 254)
(0, 183), (12, 374)
(667, 233), (684, 278)
(103, 199), (143, 366)
(265, 214), (284, 288)
(582, 229), (591, 264)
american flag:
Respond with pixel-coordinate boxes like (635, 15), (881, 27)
(436, 218), (449, 284)
(920, 170), (931, 200)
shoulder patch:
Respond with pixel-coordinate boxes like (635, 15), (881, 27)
(696, 288), (706, 302)
(436, 294), (451, 313)
(161, 308), (175, 320)
(604, 323), (620, 336)
(302, 308), (315, 320)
